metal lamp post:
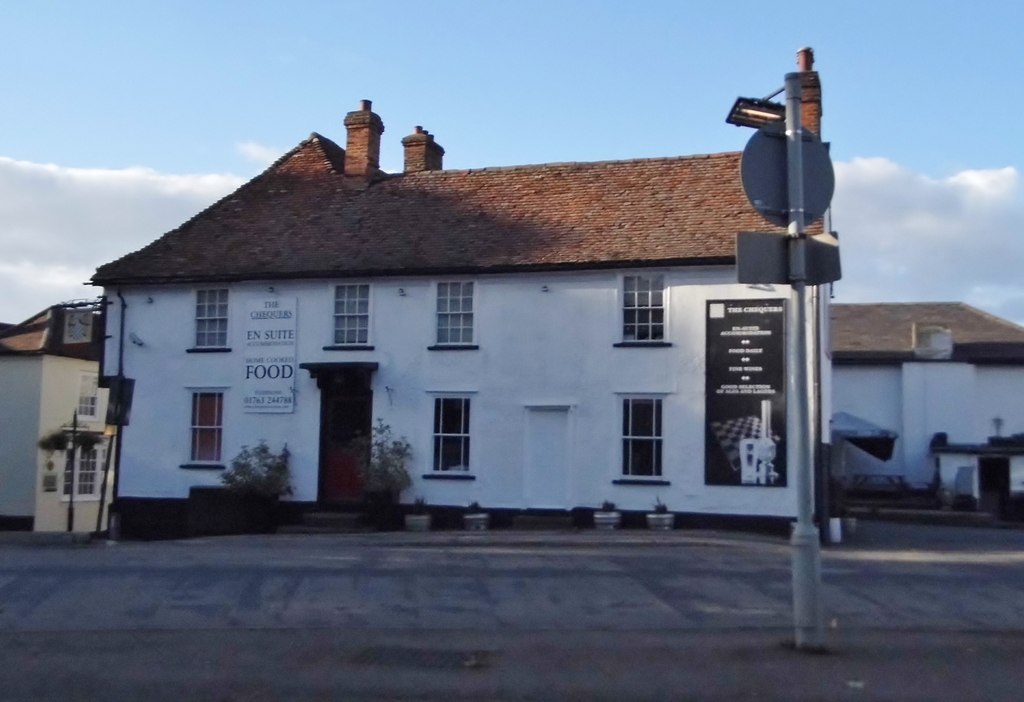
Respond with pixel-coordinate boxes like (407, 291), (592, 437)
(728, 54), (838, 650)
(781, 71), (825, 650)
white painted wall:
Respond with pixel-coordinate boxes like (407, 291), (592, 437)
(105, 268), (812, 518)
(0, 357), (44, 517)
(835, 362), (1024, 489)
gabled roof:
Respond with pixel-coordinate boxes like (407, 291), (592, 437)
(92, 133), (786, 286)
(0, 306), (102, 360)
(831, 302), (1024, 364)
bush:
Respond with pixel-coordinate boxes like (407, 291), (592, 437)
(221, 441), (292, 497)
(351, 419), (413, 494)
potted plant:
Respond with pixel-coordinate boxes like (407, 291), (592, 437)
(74, 432), (103, 452)
(405, 497), (432, 532)
(593, 500), (621, 530)
(201, 441), (292, 534)
(37, 430), (69, 471)
(352, 419), (413, 530)
(463, 501), (490, 531)
(646, 498), (674, 531)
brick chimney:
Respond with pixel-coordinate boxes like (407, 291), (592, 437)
(401, 126), (445, 173)
(343, 99), (385, 179)
(797, 47), (822, 137)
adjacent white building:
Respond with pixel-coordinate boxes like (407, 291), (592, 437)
(831, 303), (1024, 515)
(0, 304), (113, 533)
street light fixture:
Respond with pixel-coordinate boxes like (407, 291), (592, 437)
(725, 96), (785, 129)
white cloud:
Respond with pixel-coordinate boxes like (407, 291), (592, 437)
(0, 156), (243, 324)
(832, 158), (1024, 326)
(236, 142), (284, 166)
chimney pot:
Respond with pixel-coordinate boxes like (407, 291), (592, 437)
(360, 99), (372, 111)
(797, 46), (814, 72)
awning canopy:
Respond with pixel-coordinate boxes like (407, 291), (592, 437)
(831, 411), (898, 461)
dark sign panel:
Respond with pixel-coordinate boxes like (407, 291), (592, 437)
(705, 299), (786, 487)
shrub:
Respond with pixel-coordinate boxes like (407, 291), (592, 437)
(351, 419), (413, 494)
(221, 441), (292, 497)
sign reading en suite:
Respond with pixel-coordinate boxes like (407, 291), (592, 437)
(243, 297), (296, 413)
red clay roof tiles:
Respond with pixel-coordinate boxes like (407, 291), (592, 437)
(92, 133), (786, 285)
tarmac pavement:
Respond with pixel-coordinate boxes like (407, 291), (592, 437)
(1, 521), (1023, 700)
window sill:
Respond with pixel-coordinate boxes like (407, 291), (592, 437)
(322, 345), (375, 351)
(427, 345), (479, 351)
(612, 478), (671, 486)
(186, 347), (232, 354)
(180, 463), (226, 470)
(422, 473), (476, 481)
(59, 495), (102, 503)
(613, 342), (672, 348)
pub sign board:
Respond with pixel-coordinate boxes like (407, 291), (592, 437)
(704, 299), (786, 487)
(243, 297), (297, 413)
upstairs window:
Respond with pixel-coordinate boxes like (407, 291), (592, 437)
(195, 289), (229, 348)
(433, 397), (471, 471)
(623, 274), (665, 342)
(622, 397), (663, 477)
(436, 282), (474, 345)
(77, 373), (99, 420)
(64, 310), (93, 344)
(190, 391), (224, 462)
(334, 284), (370, 345)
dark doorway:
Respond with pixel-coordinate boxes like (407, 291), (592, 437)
(301, 363), (376, 505)
(978, 457), (1010, 518)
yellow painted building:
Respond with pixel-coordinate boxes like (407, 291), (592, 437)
(0, 303), (114, 533)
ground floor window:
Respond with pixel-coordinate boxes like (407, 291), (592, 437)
(191, 391), (224, 462)
(433, 397), (470, 471)
(63, 446), (102, 498)
(622, 397), (662, 476)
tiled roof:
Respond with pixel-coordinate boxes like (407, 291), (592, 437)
(0, 308), (50, 354)
(0, 306), (102, 360)
(92, 133), (786, 285)
(831, 303), (1024, 362)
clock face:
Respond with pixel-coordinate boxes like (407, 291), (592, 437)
(64, 311), (92, 343)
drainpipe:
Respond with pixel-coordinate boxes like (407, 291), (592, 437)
(109, 290), (129, 537)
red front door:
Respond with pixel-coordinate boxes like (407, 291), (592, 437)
(318, 370), (373, 503)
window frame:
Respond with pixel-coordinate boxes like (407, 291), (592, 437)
(621, 396), (664, 478)
(77, 372), (100, 420)
(63, 310), (93, 344)
(432, 396), (472, 472)
(434, 281), (475, 347)
(331, 282), (373, 347)
(189, 390), (225, 464)
(620, 273), (667, 344)
(194, 288), (230, 349)
(62, 443), (104, 501)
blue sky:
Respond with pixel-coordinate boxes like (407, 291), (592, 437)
(2, 1), (1023, 324)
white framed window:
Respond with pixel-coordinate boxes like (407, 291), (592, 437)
(77, 373), (99, 419)
(64, 310), (93, 344)
(190, 391), (224, 462)
(334, 284), (371, 345)
(195, 289), (229, 347)
(436, 281), (474, 345)
(63, 444), (103, 499)
(622, 274), (665, 342)
(433, 397), (471, 471)
(622, 397), (663, 477)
